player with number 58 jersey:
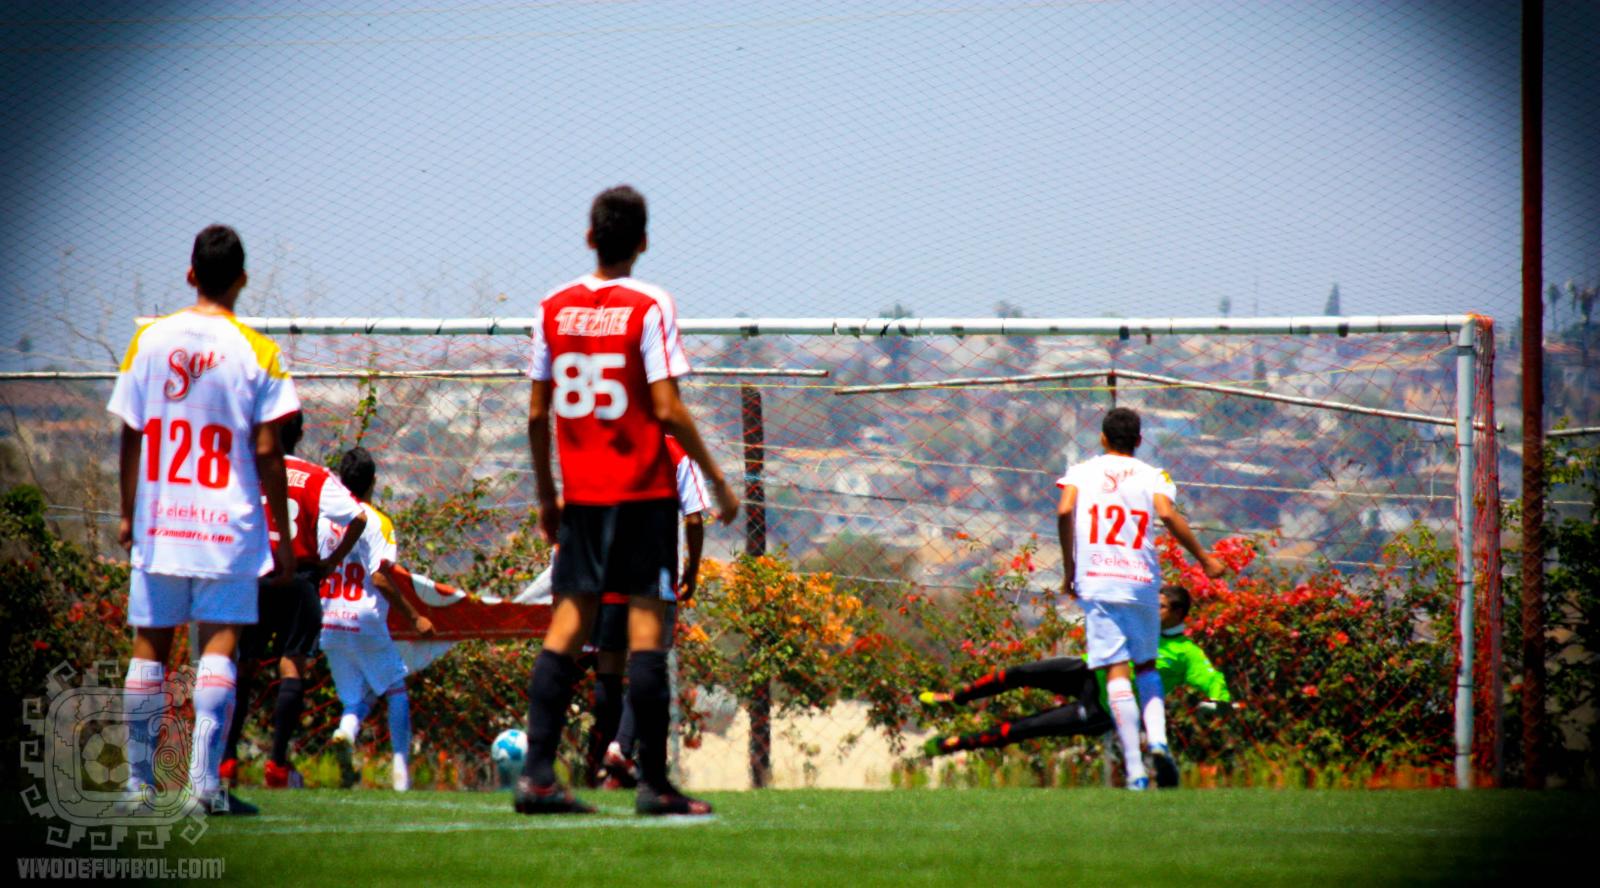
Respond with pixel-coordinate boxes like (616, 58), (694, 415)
(526, 274), (690, 504)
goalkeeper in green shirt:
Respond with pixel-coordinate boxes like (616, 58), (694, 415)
(920, 584), (1233, 757)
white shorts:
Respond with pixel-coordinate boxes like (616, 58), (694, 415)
(323, 638), (409, 707)
(1082, 598), (1159, 669)
(128, 570), (258, 628)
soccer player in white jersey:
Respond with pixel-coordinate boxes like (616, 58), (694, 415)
(318, 447), (434, 791)
(1056, 407), (1224, 790)
(107, 225), (299, 815)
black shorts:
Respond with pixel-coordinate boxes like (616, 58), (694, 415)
(552, 498), (679, 600)
(593, 600), (679, 653)
(239, 570), (323, 660)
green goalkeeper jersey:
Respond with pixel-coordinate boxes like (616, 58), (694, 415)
(1154, 629), (1231, 702)
(1095, 628), (1232, 705)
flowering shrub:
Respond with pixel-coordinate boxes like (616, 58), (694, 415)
(1162, 531), (1456, 781)
(676, 553), (869, 749)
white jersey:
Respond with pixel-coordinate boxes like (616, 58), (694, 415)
(319, 503), (397, 641)
(107, 308), (299, 579)
(1057, 453), (1177, 604)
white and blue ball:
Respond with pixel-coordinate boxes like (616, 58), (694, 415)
(491, 729), (527, 788)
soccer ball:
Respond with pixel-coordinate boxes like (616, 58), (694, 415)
(491, 729), (527, 788)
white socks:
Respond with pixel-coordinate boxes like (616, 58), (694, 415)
(1106, 676), (1146, 781)
(122, 658), (165, 793)
(189, 654), (236, 799)
(387, 688), (411, 792)
(1135, 668), (1168, 750)
(337, 713), (361, 745)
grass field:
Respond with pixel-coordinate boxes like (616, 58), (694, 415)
(21, 786), (1591, 886)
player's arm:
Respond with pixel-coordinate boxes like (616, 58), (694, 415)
(317, 513), (367, 580)
(372, 564), (434, 636)
(1152, 493), (1224, 578)
(1056, 485), (1077, 598)
(117, 425), (141, 550)
(681, 512), (704, 602)
(1183, 640), (1233, 704)
(648, 377), (738, 524)
(255, 420), (296, 581)
(527, 379), (560, 542)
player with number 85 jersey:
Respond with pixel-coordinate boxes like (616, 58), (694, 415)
(527, 271), (689, 504)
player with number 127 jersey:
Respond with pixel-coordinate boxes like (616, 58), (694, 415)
(527, 274), (689, 503)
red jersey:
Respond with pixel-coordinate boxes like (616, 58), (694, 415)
(265, 454), (365, 563)
(527, 275), (691, 505)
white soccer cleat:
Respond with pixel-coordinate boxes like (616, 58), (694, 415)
(392, 755), (410, 793)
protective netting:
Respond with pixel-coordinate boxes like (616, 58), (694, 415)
(0, 319), (1500, 788)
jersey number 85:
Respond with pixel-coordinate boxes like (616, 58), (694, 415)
(552, 352), (627, 420)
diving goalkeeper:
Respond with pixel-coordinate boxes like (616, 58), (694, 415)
(920, 584), (1233, 756)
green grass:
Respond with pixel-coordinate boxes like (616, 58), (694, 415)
(13, 787), (1596, 886)
(182, 788), (1600, 885)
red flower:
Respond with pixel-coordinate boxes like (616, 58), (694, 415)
(32, 640), (50, 651)
(1301, 684), (1319, 698)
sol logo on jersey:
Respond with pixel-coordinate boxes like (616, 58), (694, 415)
(1100, 467), (1135, 493)
(164, 349), (224, 400)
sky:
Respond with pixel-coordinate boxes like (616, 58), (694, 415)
(1, 1), (1596, 371)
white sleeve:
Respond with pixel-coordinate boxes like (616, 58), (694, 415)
(106, 334), (146, 429)
(358, 508), (394, 575)
(676, 453), (711, 516)
(317, 477), (365, 526)
(253, 348), (300, 425)
(1055, 462), (1083, 490)
(1150, 465), (1178, 503)
(526, 304), (551, 381)
(106, 371), (144, 430)
(639, 301), (690, 383)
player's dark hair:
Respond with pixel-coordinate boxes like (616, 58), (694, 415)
(590, 185), (647, 266)
(278, 412), (304, 455)
(1160, 584), (1191, 617)
(190, 225), (246, 297)
(338, 446), (377, 500)
(1102, 407), (1141, 453)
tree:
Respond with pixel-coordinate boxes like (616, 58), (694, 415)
(1324, 283), (1342, 316)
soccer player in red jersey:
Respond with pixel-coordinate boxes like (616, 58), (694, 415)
(221, 411), (367, 789)
(517, 186), (737, 816)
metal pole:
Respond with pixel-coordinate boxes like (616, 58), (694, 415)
(1520, 0), (1547, 790)
(1454, 324), (1478, 790)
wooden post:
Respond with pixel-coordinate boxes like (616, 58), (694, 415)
(741, 384), (771, 788)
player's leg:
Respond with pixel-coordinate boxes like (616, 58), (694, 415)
(324, 642), (369, 788)
(1086, 600), (1149, 789)
(122, 571), (184, 804)
(515, 592), (598, 813)
(264, 571), (321, 786)
(587, 600), (628, 786)
(606, 602), (673, 789)
(622, 499), (710, 816)
(922, 657), (1094, 706)
(925, 699), (1113, 756)
(1126, 600), (1175, 787)
(364, 639), (413, 792)
(222, 583), (272, 785)
(188, 576), (262, 813)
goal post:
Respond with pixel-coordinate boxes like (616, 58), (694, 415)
(108, 312), (1499, 788)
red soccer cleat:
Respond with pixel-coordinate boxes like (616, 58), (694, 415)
(218, 758), (239, 787)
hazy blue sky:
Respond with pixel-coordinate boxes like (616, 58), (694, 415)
(2, 1), (1596, 371)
